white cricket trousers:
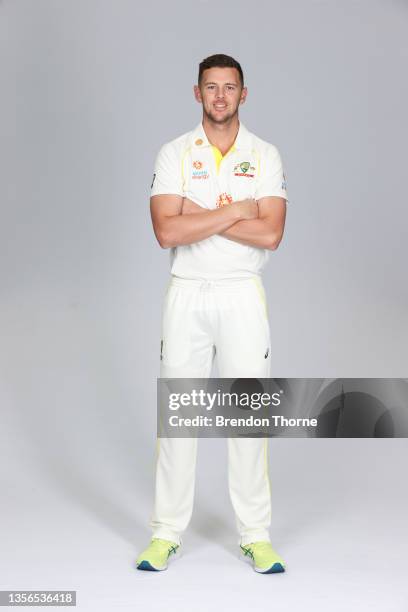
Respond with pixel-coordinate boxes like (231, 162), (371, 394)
(150, 275), (273, 547)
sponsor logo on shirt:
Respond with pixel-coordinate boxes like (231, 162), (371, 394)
(282, 171), (287, 190)
(192, 169), (209, 179)
(192, 160), (209, 179)
(191, 159), (210, 179)
(151, 173), (156, 188)
(216, 193), (233, 208)
(233, 161), (255, 177)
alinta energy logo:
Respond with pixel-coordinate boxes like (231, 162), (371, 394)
(192, 160), (209, 179)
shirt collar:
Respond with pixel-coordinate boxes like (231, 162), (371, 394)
(190, 120), (252, 151)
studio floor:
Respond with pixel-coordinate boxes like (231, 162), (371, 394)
(2, 439), (407, 611)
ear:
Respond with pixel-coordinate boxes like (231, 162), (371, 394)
(239, 86), (248, 105)
(193, 85), (202, 103)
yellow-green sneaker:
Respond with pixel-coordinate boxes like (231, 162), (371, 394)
(239, 541), (286, 574)
(136, 538), (181, 571)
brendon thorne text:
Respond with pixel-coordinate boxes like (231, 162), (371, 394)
(168, 415), (318, 428)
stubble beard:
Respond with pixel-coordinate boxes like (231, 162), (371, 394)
(203, 103), (239, 126)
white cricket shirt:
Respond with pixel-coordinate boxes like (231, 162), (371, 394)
(150, 121), (288, 279)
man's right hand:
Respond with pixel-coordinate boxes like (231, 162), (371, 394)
(235, 198), (259, 220)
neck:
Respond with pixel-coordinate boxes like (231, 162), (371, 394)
(202, 115), (240, 155)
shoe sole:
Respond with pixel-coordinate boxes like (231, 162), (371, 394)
(136, 547), (182, 571)
(239, 550), (285, 574)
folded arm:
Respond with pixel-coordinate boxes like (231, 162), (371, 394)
(221, 196), (287, 249)
(150, 194), (258, 248)
(182, 197), (287, 250)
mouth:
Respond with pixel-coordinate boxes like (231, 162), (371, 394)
(214, 104), (227, 111)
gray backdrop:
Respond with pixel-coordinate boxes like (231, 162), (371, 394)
(1, 1), (407, 610)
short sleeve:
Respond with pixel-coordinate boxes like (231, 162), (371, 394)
(150, 143), (184, 197)
(255, 145), (289, 203)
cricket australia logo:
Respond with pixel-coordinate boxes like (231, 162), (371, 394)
(233, 161), (255, 178)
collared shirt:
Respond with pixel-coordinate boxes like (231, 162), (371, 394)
(151, 121), (288, 280)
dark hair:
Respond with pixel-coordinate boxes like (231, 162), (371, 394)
(198, 54), (244, 87)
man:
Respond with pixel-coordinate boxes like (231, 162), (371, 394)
(136, 54), (288, 574)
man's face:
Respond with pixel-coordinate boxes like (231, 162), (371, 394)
(194, 67), (247, 124)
